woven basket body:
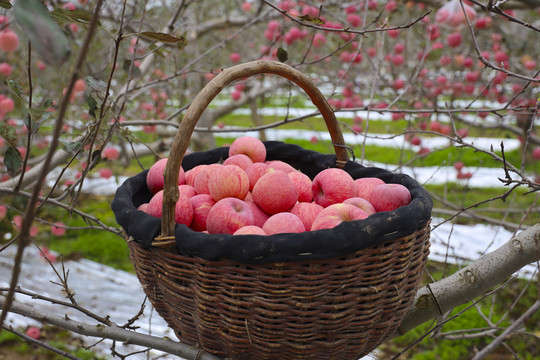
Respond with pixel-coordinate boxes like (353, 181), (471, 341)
(112, 61), (433, 360)
(128, 222), (429, 360)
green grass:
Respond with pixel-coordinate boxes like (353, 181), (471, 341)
(33, 194), (133, 272)
(215, 136), (539, 172)
(217, 112), (527, 139)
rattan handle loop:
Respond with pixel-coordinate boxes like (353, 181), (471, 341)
(160, 60), (348, 238)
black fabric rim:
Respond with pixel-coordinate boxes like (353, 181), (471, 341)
(111, 141), (433, 264)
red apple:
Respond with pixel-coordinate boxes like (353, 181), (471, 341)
(147, 158), (185, 194)
(311, 203), (368, 231)
(147, 190), (193, 226)
(193, 163), (222, 195)
(234, 225), (267, 235)
(290, 202), (324, 231)
(265, 160), (297, 173)
(312, 168), (357, 208)
(245, 200), (270, 228)
(178, 184), (197, 199)
(287, 171), (313, 203)
(229, 136), (266, 163)
(185, 164), (207, 187)
(207, 164), (249, 201)
(189, 194), (216, 232)
(252, 170), (298, 215)
(137, 203), (149, 213)
(262, 212), (305, 235)
(246, 162), (272, 191)
(206, 197), (254, 234)
(343, 197), (376, 215)
(369, 184), (411, 212)
(532, 147), (540, 161)
(223, 154), (254, 170)
(355, 177), (385, 200)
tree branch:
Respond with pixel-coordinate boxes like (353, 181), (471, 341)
(395, 223), (540, 337)
(0, 296), (222, 360)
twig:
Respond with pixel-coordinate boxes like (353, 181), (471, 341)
(0, 297), (222, 360)
(472, 300), (540, 360)
(0, 0), (105, 332)
(2, 325), (85, 360)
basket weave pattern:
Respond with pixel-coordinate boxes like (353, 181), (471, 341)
(128, 221), (430, 360)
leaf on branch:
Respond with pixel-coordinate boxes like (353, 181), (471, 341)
(297, 14), (325, 25)
(0, 0), (12, 9)
(27, 101), (54, 135)
(4, 147), (22, 176)
(50, 7), (98, 25)
(122, 59), (141, 78)
(86, 76), (108, 93)
(277, 47), (288, 63)
(87, 96), (98, 118)
(0, 122), (18, 147)
(6, 80), (23, 101)
(136, 32), (185, 44)
(60, 140), (82, 155)
(426, 48), (443, 61)
(14, 0), (71, 66)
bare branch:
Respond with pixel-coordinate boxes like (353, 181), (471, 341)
(396, 223), (540, 336)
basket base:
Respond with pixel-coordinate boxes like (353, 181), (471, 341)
(128, 221), (430, 360)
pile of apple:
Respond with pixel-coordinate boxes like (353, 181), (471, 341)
(138, 136), (411, 236)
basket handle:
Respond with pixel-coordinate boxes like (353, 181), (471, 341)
(160, 60), (349, 238)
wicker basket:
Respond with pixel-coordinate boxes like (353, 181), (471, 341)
(113, 60), (432, 360)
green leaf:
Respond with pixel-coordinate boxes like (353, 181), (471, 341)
(4, 147), (22, 176)
(122, 59), (141, 78)
(426, 48), (443, 61)
(87, 96), (97, 118)
(6, 80), (23, 101)
(0, 121), (18, 147)
(14, 0), (71, 66)
(50, 7), (98, 25)
(136, 31), (185, 44)
(86, 76), (108, 93)
(60, 140), (82, 154)
(0, 0), (12, 9)
(26, 101), (54, 134)
(297, 14), (325, 25)
(277, 47), (288, 63)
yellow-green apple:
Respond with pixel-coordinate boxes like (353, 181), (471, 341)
(233, 225), (267, 235)
(206, 197), (254, 234)
(265, 160), (296, 173)
(312, 168), (357, 207)
(311, 203), (368, 231)
(290, 202), (324, 231)
(146, 158), (185, 194)
(246, 162), (272, 191)
(189, 194), (216, 232)
(245, 200), (270, 228)
(355, 177), (385, 200)
(287, 171), (313, 202)
(252, 170), (298, 215)
(185, 164), (208, 187)
(207, 164), (249, 201)
(369, 183), (411, 212)
(228, 136), (267, 163)
(147, 190), (193, 226)
(223, 154), (253, 170)
(343, 197), (376, 215)
(193, 163), (223, 195)
(262, 212), (305, 235)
